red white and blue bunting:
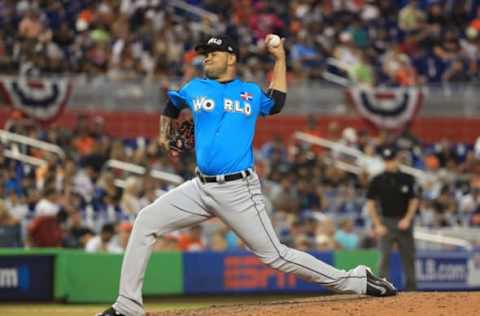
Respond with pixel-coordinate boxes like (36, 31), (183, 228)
(347, 87), (423, 130)
(0, 78), (71, 123)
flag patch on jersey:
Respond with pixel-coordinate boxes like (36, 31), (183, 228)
(240, 92), (253, 101)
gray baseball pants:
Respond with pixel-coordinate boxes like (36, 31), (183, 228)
(113, 172), (367, 316)
(379, 217), (416, 291)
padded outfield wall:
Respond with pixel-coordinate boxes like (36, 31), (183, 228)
(1, 249), (479, 303)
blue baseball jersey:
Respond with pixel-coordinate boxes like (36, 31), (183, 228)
(167, 78), (274, 175)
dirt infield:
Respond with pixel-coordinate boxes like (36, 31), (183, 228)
(150, 292), (480, 316)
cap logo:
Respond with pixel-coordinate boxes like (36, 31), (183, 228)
(208, 38), (222, 45)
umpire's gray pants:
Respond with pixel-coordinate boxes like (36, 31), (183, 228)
(379, 217), (416, 291)
(113, 172), (367, 316)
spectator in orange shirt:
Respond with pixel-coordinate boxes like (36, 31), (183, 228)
(178, 225), (205, 252)
(73, 128), (96, 156)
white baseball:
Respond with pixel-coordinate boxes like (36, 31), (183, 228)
(267, 34), (281, 48)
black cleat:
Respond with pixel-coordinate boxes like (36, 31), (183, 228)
(96, 307), (127, 316)
(365, 268), (397, 297)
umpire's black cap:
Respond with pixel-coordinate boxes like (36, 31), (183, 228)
(380, 145), (398, 161)
(195, 36), (239, 57)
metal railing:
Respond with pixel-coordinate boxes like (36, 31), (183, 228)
(1, 129), (63, 168)
(294, 131), (437, 185)
(414, 228), (475, 251)
(0, 129), (65, 160)
(169, 0), (219, 23)
(3, 148), (47, 167)
(105, 159), (184, 187)
(0, 130), (185, 187)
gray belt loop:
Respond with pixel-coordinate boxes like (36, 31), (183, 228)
(217, 174), (225, 184)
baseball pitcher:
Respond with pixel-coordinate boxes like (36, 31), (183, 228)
(97, 35), (396, 316)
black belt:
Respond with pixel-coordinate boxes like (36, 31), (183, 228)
(196, 169), (252, 184)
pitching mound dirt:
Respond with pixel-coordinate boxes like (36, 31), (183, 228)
(149, 292), (480, 316)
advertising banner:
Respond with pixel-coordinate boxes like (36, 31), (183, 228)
(55, 251), (183, 303)
(0, 255), (54, 301)
(388, 251), (480, 290)
(183, 251), (333, 294)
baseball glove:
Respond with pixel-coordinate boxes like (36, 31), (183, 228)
(169, 119), (195, 153)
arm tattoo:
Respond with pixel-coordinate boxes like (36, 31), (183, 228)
(160, 115), (172, 139)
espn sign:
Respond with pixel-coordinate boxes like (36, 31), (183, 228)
(183, 251), (331, 294)
(224, 256), (297, 290)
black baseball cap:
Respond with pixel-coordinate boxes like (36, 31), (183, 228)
(380, 145), (398, 160)
(195, 36), (239, 56)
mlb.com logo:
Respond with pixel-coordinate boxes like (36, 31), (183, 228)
(0, 265), (30, 291)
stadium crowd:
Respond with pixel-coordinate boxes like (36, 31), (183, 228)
(1, 113), (480, 253)
(1, 0), (480, 253)
(0, 0), (479, 85)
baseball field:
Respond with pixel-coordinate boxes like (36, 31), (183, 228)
(1, 292), (479, 316)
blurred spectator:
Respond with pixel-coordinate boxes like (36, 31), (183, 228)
(73, 165), (97, 202)
(120, 177), (143, 218)
(85, 223), (122, 253)
(34, 186), (60, 217)
(19, 9), (46, 40)
(333, 32), (362, 76)
(0, 199), (22, 247)
(382, 43), (418, 86)
(27, 213), (64, 248)
(0, 0), (478, 84)
(398, 1), (425, 32)
(459, 187), (480, 224)
(63, 211), (94, 248)
(315, 217), (339, 251)
(461, 26), (480, 79)
(269, 176), (299, 213)
(290, 30), (323, 79)
(210, 229), (228, 252)
(73, 127), (96, 157)
(2, 1), (480, 252)
(4, 189), (29, 222)
(358, 143), (384, 177)
(434, 31), (469, 82)
(225, 229), (242, 250)
(297, 180), (322, 212)
(471, 207), (480, 226)
(1, 111), (480, 251)
(335, 218), (359, 250)
(178, 225), (206, 252)
(431, 185), (458, 227)
(152, 234), (180, 252)
(117, 222), (133, 251)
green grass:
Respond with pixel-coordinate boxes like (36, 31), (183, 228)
(0, 295), (318, 316)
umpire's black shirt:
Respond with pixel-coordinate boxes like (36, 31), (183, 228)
(366, 171), (416, 218)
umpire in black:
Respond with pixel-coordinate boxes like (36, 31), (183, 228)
(366, 145), (419, 291)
